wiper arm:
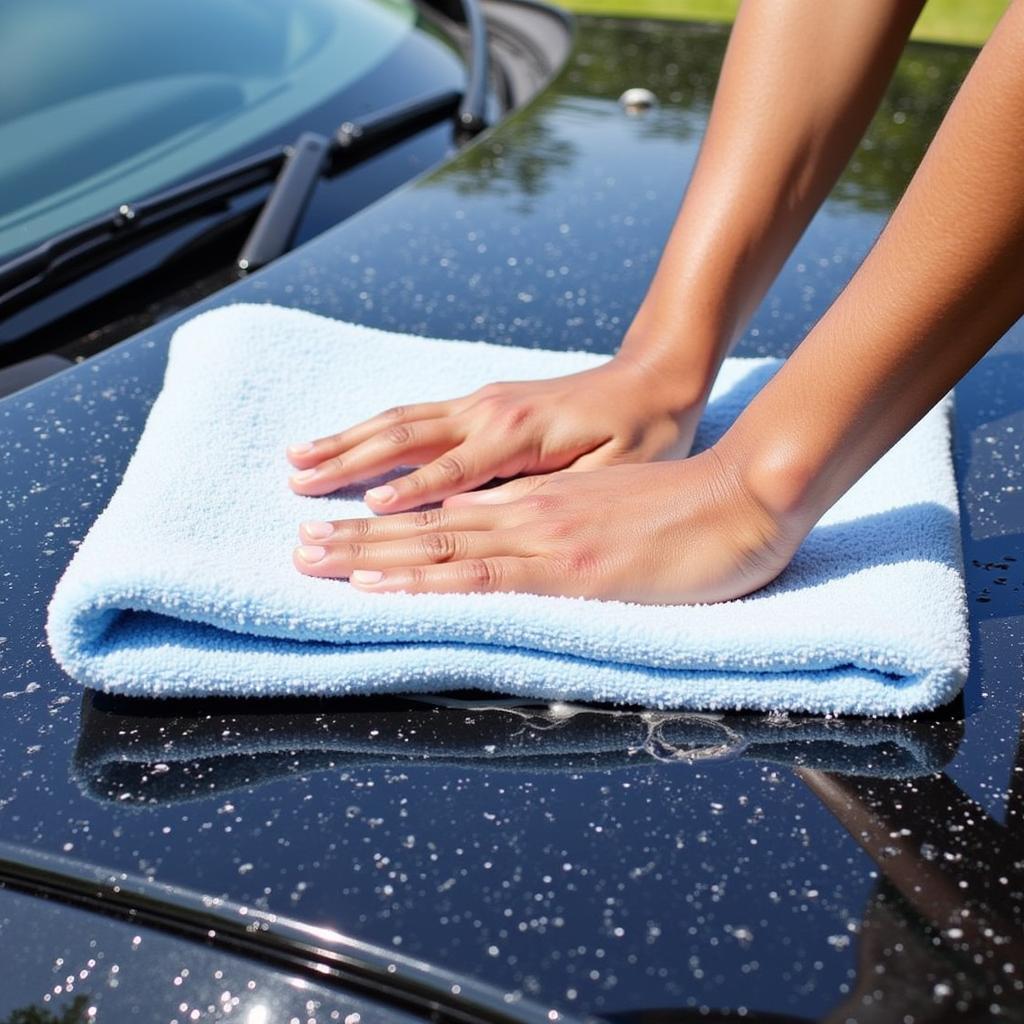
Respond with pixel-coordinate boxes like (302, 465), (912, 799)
(237, 132), (330, 274)
(456, 0), (489, 135)
(238, 81), (477, 273)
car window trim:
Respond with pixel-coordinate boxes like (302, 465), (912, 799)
(0, 839), (574, 1024)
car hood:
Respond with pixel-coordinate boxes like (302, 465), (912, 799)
(2, 12), (1023, 1022)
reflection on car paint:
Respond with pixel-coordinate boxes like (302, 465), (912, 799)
(73, 693), (964, 810)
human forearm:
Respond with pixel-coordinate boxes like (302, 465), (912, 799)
(289, 4), (927, 511)
(301, 2), (1024, 605)
(720, 0), (1024, 534)
(619, 0), (924, 400)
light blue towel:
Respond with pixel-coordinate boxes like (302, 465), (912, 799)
(47, 304), (969, 715)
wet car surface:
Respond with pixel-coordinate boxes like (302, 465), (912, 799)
(2, 15), (1024, 1022)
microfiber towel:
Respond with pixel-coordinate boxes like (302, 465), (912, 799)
(47, 304), (969, 715)
(73, 694), (963, 808)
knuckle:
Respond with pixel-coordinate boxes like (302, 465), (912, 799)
(555, 544), (598, 579)
(520, 493), (559, 517)
(499, 404), (532, 432)
(341, 518), (371, 539)
(413, 508), (446, 530)
(420, 532), (461, 562)
(384, 423), (414, 446)
(434, 453), (467, 484)
(382, 405), (408, 422)
(543, 517), (577, 541)
(463, 558), (500, 590)
(407, 566), (427, 588)
(473, 395), (503, 415)
(339, 542), (366, 562)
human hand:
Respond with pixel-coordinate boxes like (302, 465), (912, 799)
(292, 451), (797, 604)
(286, 357), (705, 513)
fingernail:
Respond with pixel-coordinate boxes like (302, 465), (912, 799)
(291, 469), (317, 484)
(365, 485), (397, 505)
(302, 520), (334, 540)
(288, 442), (314, 456)
(351, 569), (384, 584)
(296, 545), (327, 564)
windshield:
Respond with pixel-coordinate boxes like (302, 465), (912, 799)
(0, 0), (417, 264)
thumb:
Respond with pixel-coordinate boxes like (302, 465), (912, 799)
(443, 474), (547, 507)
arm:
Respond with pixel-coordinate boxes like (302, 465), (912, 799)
(619, 0), (925, 388)
(720, 0), (1024, 538)
(288, 1), (921, 515)
(297, 1), (1024, 602)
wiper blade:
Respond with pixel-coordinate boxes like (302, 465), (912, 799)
(0, 0), (491, 317)
(0, 85), (465, 319)
(0, 147), (285, 317)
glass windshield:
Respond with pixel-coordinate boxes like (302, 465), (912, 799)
(0, 0), (417, 263)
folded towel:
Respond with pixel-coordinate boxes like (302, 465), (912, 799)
(73, 693), (964, 807)
(46, 304), (969, 715)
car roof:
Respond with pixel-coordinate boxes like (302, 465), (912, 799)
(1, 14), (1021, 1020)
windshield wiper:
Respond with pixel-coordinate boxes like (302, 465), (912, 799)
(239, 0), (490, 273)
(237, 82), (478, 274)
(0, 0), (491, 318)
(0, 90), (462, 319)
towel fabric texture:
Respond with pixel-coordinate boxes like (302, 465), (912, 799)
(47, 304), (969, 715)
